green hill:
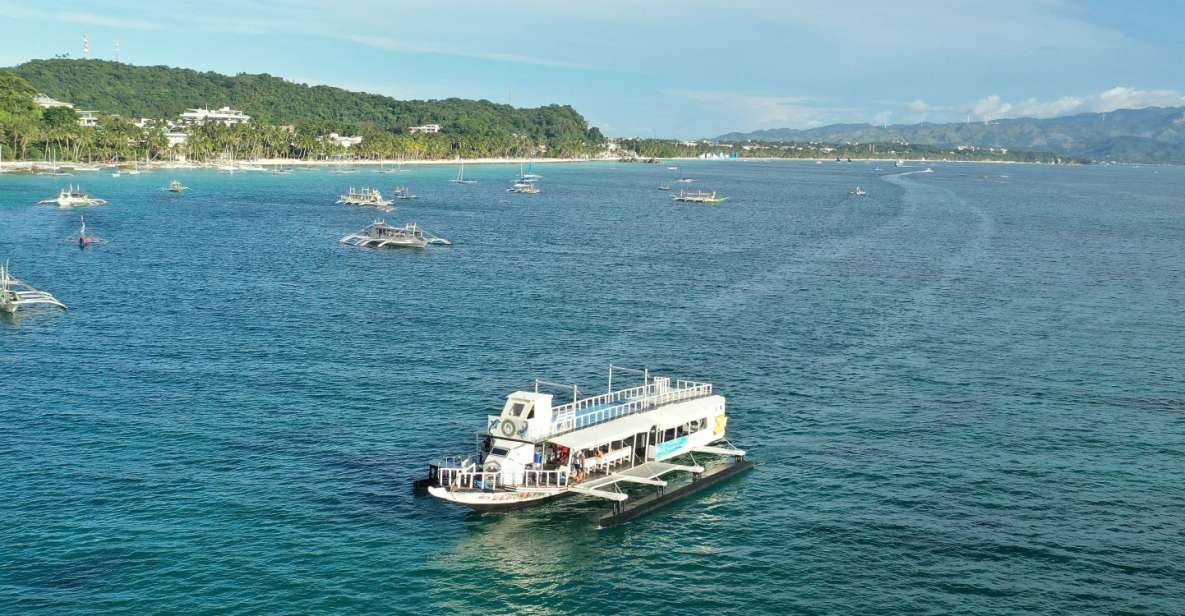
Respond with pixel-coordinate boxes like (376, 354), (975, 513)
(2, 58), (603, 160)
(719, 107), (1185, 164)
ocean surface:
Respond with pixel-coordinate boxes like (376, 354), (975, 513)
(2, 160), (1184, 614)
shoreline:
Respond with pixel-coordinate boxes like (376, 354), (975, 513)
(0, 156), (1089, 171)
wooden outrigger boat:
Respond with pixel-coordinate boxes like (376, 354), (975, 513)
(394, 186), (417, 200)
(419, 365), (751, 526)
(166, 179), (188, 193)
(1, 263), (67, 313)
(339, 220), (451, 249)
(672, 190), (727, 204)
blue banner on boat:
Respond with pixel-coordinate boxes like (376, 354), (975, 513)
(656, 436), (689, 459)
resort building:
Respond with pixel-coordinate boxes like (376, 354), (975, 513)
(77, 111), (100, 128)
(178, 106), (251, 126)
(165, 131), (190, 147)
(326, 132), (363, 148)
(408, 123), (441, 134)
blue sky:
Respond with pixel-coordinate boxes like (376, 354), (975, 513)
(2, 0), (1184, 138)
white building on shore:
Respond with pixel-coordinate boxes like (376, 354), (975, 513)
(178, 106), (251, 126)
(326, 132), (363, 147)
(408, 123), (441, 134)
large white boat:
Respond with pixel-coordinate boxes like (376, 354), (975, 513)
(422, 366), (750, 524)
(337, 187), (392, 207)
(1, 263), (67, 313)
(37, 186), (108, 208)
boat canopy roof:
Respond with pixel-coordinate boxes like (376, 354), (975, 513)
(548, 396), (721, 451)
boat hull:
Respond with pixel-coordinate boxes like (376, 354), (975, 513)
(427, 486), (563, 512)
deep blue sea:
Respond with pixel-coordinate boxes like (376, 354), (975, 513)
(2, 160), (1184, 614)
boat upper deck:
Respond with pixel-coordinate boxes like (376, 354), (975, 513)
(547, 378), (713, 437)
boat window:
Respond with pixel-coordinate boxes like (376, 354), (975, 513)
(510, 402), (526, 417)
(526, 407), (535, 419)
(663, 428), (676, 442)
(490, 447), (509, 457)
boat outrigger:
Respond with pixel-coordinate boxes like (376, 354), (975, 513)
(339, 220), (451, 249)
(337, 187), (392, 207)
(672, 190), (727, 204)
(37, 186), (108, 208)
(1, 263), (67, 313)
(420, 365), (752, 526)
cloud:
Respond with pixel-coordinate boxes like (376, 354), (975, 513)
(910, 87), (1185, 122)
(1, 5), (163, 31)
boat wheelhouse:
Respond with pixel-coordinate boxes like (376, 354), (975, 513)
(422, 365), (750, 524)
(1, 263), (67, 313)
(672, 190), (727, 204)
(337, 187), (392, 207)
(37, 186), (108, 208)
(339, 220), (451, 249)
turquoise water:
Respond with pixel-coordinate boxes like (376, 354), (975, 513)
(3, 161), (1184, 614)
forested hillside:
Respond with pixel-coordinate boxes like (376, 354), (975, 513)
(1, 59), (604, 161)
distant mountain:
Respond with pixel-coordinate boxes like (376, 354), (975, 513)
(719, 107), (1185, 163)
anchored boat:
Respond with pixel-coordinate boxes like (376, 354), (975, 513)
(37, 186), (108, 208)
(394, 186), (417, 200)
(672, 190), (727, 204)
(340, 220), (451, 249)
(851, 186), (867, 196)
(507, 181), (540, 194)
(337, 187), (393, 207)
(421, 365), (751, 525)
(167, 179), (188, 193)
(1, 263), (67, 313)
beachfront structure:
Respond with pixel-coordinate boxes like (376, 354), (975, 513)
(77, 111), (100, 128)
(421, 365), (751, 526)
(408, 123), (441, 134)
(178, 106), (251, 126)
(164, 131), (190, 147)
(326, 133), (363, 148)
(34, 94), (73, 109)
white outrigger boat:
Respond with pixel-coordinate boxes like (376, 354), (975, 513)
(337, 187), (392, 207)
(507, 181), (540, 194)
(37, 186), (108, 208)
(1, 263), (67, 313)
(672, 189), (727, 204)
(340, 220), (451, 249)
(420, 365), (751, 526)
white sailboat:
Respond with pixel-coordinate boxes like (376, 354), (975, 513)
(450, 159), (477, 184)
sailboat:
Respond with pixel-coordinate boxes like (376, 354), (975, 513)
(450, 159), (477, 184)
(76, 215), (106, 247)
(38, 151), (71, 176)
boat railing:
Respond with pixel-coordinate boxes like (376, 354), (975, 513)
(549, 380), (713, 436)
(435, 467), (569, 491)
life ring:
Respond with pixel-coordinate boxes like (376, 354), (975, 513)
(500, 420), (517, 437)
